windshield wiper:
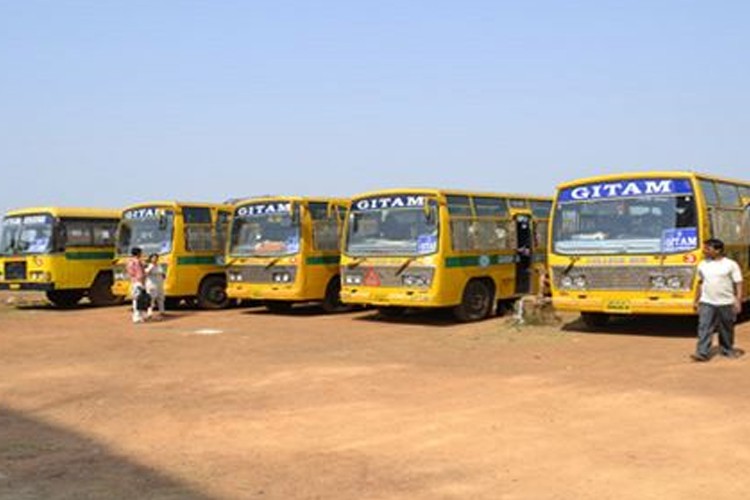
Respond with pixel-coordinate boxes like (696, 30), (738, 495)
(562, 256), (580, 276)
(347, 256), (368, 269)
(395, 256), (416, 276)
(264, 257), (282, 269)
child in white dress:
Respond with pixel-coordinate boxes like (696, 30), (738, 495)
(145, 253), (166, 319)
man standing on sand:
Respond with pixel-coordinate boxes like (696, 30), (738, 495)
(126, 247), (146, 323)
(691, 238), (744, 362)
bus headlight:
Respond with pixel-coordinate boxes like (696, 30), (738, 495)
(402, 274), (431, 288)
(560, 275), (573, 289)
(650, 275), (667, 289)
(272, 272), (292, 283)
(344, 274), (363, 285)
(228, 270), (244, 282)
(667, 276), (683, 290)
(114, 269), (127, 281)
(573, 275), (587, 289)
(29, 271), (50, 281)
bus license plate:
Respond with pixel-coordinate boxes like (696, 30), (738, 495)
(9, 284), (20, 290)
(605, 300), (630, 312)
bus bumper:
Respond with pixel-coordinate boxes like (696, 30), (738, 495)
(340, 286), (445, 308)
(227, 283), (310, 301)
(552, 295), (697, 316)
(0, 282), (54, 291)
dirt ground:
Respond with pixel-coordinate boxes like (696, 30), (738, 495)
(1, 292), (750, 500)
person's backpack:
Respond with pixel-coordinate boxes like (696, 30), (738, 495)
(135, 288), (152, 311)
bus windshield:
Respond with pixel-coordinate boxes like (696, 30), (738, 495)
(346, 195), (439, 256)
(0, 214), (55, 255)
(553, 180), (697, 255)
(229, 202), (300, 257)
(116, 209), (175, 256)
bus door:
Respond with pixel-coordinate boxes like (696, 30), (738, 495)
(514, 214), (533, 294)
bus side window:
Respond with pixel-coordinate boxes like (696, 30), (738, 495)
(93, 221), (117, 246)
(183, 207), (213, 252)
(62, 219), (94, 247)
(215, 211), (231, 252)
(309, 202), (338, 251)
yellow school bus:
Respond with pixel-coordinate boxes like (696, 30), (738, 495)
(112, 201), (232, 309)
(226, 196), (349, 312)
(0, 207), (121, 307)
(339, 189), (552, 321)
(549, 171), (750, 327)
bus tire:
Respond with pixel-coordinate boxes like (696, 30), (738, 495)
(88, 272), (120, 306)
(197, 275), (229, 310)
(581, 312), (609, 329)
(266, 301), (293, 313)
(377, 306), (406, 318)
(322, 277), (350, 313)
(454, 279), (494, 322)
(46, 290), (85, 308)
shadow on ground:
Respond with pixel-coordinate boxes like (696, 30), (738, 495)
(562, 314), (705, 338)
(353, 307), (472, 328)
(243, 303), (362, 318)
(0, 406), (213, 500)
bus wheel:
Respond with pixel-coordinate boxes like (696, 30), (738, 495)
(266, 301), (293, 313)
(322, 278), (350, 313)
(581, 312), (609, 329)
(197, 276), (229, 309)
(377, 306), (406, 318)
(46, 290), (85, 308)
(89, 273), (120, 306)
(454, 280), (493, 322)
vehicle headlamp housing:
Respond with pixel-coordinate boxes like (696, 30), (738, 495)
(344, 274), (363, 285)
(401, 273), (432, 288)
(560, 274), (587, 290)
(272, 272), (293, 283)
(227, 270), (244, 282)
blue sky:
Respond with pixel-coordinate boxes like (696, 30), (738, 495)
(1, 1), (748, 214)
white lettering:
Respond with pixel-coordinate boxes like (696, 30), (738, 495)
(571, 187), (590, 200)
(621, 182), (642, 197)
(644, 180), (673, 195)
(354, 195), (427, 211)
(602, 183), (623, 197)
(236, 203), (291, 217)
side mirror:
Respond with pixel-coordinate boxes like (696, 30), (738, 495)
(291, 202), (299, 224)
(425, 203), (435, 225)
(54, 224), (67, 252)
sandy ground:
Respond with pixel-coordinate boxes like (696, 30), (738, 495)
(1, 291), (750, 500)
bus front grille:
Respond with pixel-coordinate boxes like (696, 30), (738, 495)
(233, 266), (297, 283)
(4, 261), (27, 281)
(551, 265), (695, 291)
(342, 266), (435, 288)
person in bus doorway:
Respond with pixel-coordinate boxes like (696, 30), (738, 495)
(145, 253), (166, 320)
(125, 247), (147, 323)
(691, 238), (745, 362)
